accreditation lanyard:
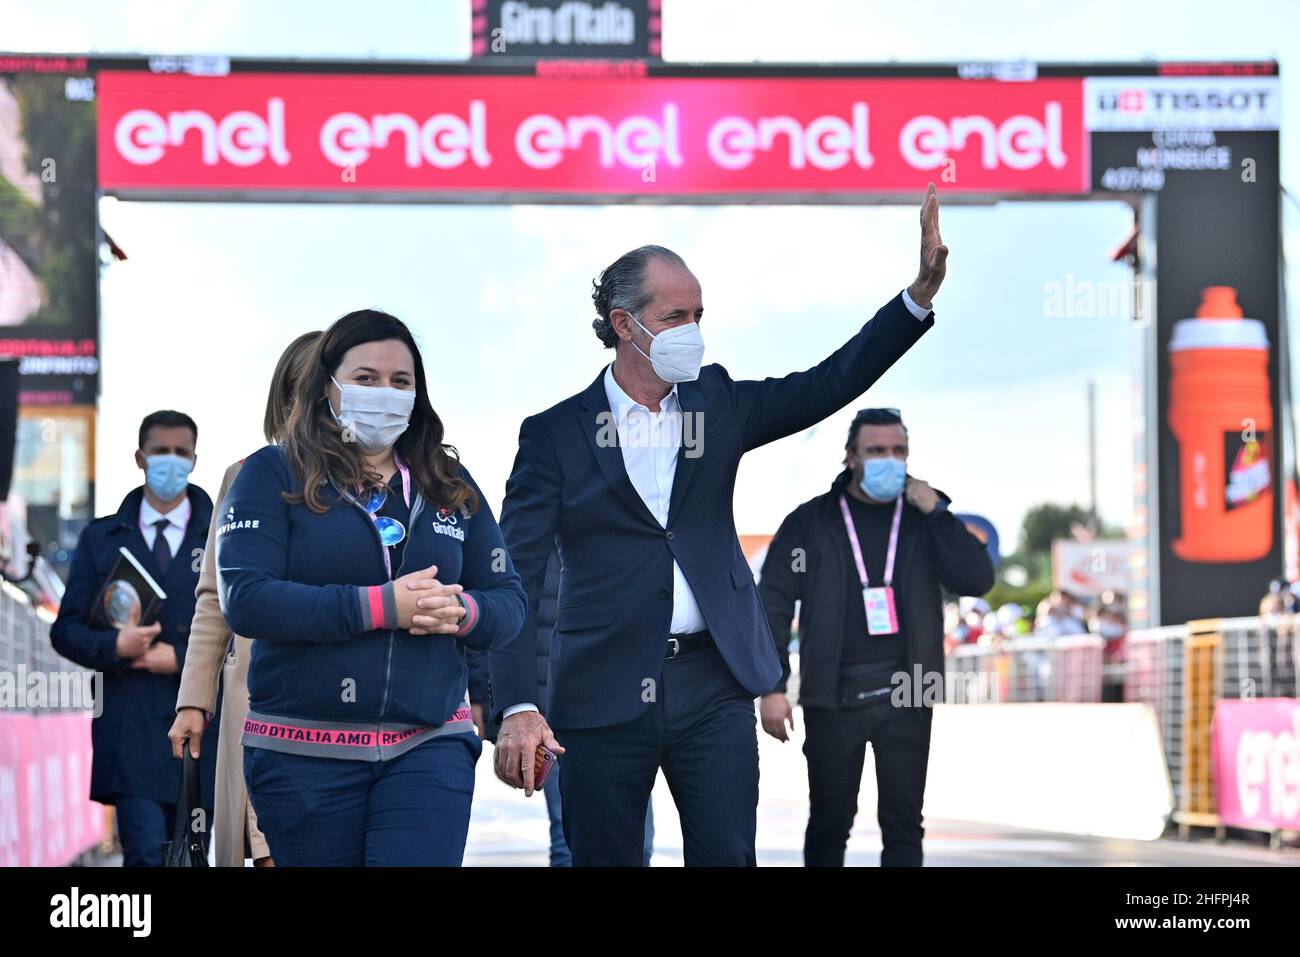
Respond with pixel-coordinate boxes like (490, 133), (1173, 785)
(838, 493), (902, 636)
(359, 456), (412, 580)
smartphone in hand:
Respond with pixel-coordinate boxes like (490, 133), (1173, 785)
(534, 745), (558, 789)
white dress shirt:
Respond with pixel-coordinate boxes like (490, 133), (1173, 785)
(900, 288), (931, 321)
(139, 495), (191, 560)
(603, 362), (708, 634)
(503, 290), (930, 720)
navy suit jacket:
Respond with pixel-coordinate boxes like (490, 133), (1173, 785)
(491, 292), (934, 730)
(50, 484), (220, 806)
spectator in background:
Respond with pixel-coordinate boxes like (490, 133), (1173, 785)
(52, 410), (218, 866)
(1260, 591), (1287, 624)
(960, 597), (989, 644)
(1060, 590), (1089, 632)
(168, 330), (321, 867)
(468, 547), (654, 867)
(1035, 592), (1086, 637)
(996, 602), (1029, 638)
(942, 602), (962, 654)
(1273, 578), (1300, 614)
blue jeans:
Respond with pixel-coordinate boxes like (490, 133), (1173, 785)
(543, 738), (657, 867)
(244, 732), (481, 866)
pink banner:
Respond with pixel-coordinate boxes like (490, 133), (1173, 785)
(97, 72), (1088, 196)
(0, 712), (106, 867)
(1211, 698), (1300, 831)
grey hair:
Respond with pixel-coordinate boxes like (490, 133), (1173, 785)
(590, 245), (688, 349)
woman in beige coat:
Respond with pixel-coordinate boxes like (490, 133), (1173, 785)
(168, 331), (320, 866)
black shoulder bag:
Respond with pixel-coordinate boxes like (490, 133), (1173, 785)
(161, 738), (209, 867)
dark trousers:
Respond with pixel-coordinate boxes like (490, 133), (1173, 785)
(802, 701), (934, 867)
(114, 795), (213, 867)
(554, 641), (758, 866)
(544, 759), (655, 866)
(243, 732), (481, 866)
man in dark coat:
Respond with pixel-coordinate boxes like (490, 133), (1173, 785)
(758, 407), (993, 866)
(52, 410), (218, 866)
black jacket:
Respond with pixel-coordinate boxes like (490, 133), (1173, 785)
(757, 472), (994, 710)
(51, 484), (220, 805)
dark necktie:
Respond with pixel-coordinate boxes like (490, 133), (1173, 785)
(152, 518), (173, 575)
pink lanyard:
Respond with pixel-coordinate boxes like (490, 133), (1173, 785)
(838, 494), (903, 588)
(394, 454), (411, 509)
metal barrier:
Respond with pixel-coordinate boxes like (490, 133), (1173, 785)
(0, 580), (81, 699)
(944, 633), (1103, 704)
(947, 617), (1298, 841)
(1, 580), (111, 864)
(1124, 624), (1188, 814)
(1180, 620), (1220, 834)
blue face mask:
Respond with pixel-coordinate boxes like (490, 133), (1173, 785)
(860, 456), (906, 500)
(145, 453), (194, 500)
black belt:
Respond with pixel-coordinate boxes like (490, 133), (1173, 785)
(666, 630), (711, 660)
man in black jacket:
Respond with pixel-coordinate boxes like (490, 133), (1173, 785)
(758, 408), (993, 866)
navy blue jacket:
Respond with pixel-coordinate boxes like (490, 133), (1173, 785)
(216, 444), (526, 731)
(491, 292), (934, 729)
(51, 484), (219, 807)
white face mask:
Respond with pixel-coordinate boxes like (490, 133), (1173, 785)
(330, 376), (415, 452)
(628, 312), (705, 383)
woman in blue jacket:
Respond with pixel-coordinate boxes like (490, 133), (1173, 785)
(215, 309), (525, 866)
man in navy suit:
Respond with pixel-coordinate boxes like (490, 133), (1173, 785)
(52, 410), (218, 866)
(491, 185), (949, 866)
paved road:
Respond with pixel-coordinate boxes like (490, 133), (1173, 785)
(465, 733), (1300, 867)
(78, 727), (1300, 867)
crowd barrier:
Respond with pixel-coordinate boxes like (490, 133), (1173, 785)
(944, 633), (1104, 704)
(944, 618), (1299, 846)
(0, 580), (108, 866)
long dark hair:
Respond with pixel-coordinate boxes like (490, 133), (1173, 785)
(264, 331), (322, 443)
(280, 310), (477, 515)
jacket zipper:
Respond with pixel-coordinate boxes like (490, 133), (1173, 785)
(334, 479), (425, 739)
(376, 492), (426, 730)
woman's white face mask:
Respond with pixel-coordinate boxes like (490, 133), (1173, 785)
(628, 312), (705, 383)
(330, 375), (415, 452)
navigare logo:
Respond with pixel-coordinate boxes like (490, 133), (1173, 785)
(50, 887), (151, 937)
(216, 506), (260, 536)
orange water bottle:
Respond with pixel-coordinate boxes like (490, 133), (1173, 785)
(1168, 286), (1272, 562)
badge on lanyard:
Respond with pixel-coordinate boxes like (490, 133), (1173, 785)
(839, 494), (902, 637)
(864, 585), (899, 636)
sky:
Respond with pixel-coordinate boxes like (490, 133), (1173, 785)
(3, 0), (1297, 548)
